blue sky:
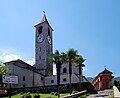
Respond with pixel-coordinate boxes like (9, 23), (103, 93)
(0, 0), (120, 77)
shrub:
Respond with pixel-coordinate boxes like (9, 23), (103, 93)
(20, 92), (23, 95)
(20, 93), (31, 98)
(54, 92), (58, 96)
(27, 92), (30, 94)
(33, 94), (40, 98)
(12, 82), (94, 94)
(12, 90), (18, 95)
(81, 82), (94, 94)
(51, 92), (54, 95)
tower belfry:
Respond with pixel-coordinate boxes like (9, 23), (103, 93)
(34, 13), (53, 76)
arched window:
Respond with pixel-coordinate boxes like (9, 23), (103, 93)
(63, 68), (67, 73)
(48, 28), (50, 36)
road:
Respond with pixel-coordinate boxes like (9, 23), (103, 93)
(86, 89), (111, 98)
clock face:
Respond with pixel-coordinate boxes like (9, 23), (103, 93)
(37, 34), (44, 43)
(47, 36), (51, 44)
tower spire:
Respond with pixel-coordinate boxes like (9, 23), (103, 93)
(34, 12), (53, 31)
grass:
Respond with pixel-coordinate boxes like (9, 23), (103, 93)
(3, 93), (88, 98)
(4, 93), (69, 98)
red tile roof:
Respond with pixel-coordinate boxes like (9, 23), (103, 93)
(92, 68), (112, 84)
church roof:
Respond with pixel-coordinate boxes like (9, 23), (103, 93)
(5, 59), (45, 76)
(92, 68), (113, 84)
(99, 68), (112, 74)
(35, 14), (53, 31)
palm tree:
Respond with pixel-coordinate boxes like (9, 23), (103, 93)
(64, 48), (78, 94)
(75, 55), (85, 91)
(51, 50), (62, 98)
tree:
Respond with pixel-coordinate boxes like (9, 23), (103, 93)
(75, 55), (85, 90)
(0, 63), (8, 84)
(51, 50), (63, 98)
(63, 48), (78, 94)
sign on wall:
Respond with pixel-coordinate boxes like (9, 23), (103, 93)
(2, 75), (18, 84)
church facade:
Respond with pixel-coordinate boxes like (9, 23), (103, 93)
(5, 14), (85, 88)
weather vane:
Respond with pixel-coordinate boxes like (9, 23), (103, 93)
(43, 11), (45, 15)
(104, 65), (106, 69)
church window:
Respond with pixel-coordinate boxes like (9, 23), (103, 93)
(41, 77), (43, 81)
(23, 76), (25, 81)
(51, 80), (54, 83)
(63, 78), (66, 82)
(23, 84), (25, 87)
(63, 68), (67, 73)
(48, 28), (50, 36)
(38, 26), (43, 34)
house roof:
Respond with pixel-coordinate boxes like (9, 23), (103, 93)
(4, 59), (45, 76)
(92, 68), (113, 84)
(6, 59), (32, 65)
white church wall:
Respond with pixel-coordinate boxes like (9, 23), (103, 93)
(45, 63), (83, 86)
(60, 64), (79, 75)
(45, 74), (80, 86)
(8, 62), (33, 88)
(7, 61), (45, 88)
(34, 72), (44, 86)
(45, 75), (57, 85)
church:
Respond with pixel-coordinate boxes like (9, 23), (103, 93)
(5, 14), (86, 88)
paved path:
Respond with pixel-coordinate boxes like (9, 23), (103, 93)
(86, 89), (111, 98)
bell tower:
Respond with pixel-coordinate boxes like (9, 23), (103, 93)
(35, 13), (53, 76)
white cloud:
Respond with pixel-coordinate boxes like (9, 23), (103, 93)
(0, 48), (56, 73)
(26, 58), (35, 66)
(0, 54), (21, 62)
(0, 48), (34, 66)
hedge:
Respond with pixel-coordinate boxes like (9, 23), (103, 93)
(11, 82), (95, 94)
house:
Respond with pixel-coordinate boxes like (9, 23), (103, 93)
(92, 68), (113, 90)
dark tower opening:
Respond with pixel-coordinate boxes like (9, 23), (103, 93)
(38, 26), (43, 34)
(48, 28), (50, 36)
